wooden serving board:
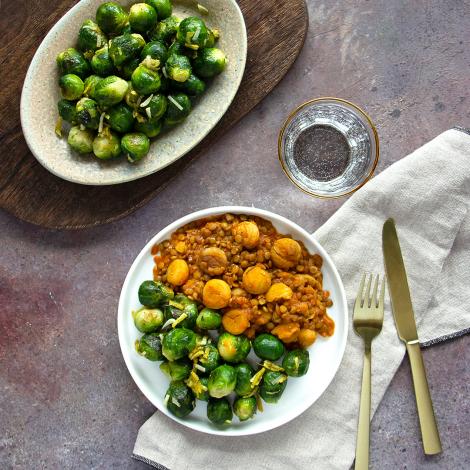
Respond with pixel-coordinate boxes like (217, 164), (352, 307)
(0, 0), (308, 229)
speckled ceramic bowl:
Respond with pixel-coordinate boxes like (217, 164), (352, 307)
(20, 0), (247, 185)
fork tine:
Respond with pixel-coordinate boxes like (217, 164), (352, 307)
(354, 274), (366, 311)
(364, 274), (372, 307)
(378, 277), (385, 311)
(371, 274), (379, 308)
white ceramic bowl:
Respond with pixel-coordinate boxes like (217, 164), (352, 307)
(20, 0), (247, 185)
(118, 206), (348, 436)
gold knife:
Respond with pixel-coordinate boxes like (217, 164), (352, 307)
(382, 218), (442, 455)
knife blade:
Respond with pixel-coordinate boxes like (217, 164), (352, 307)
(382, 218), (442, 455)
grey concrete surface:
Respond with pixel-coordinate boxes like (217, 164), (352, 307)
(1, 0), (469, 468)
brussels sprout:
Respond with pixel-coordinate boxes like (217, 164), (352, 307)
(171, 73), (206, 97)
(164, 93), (191, 126)
(198, 344), (220, 374)
(57, 48), (90, 78)
(149, 15), (180, 43)
(131, 64), (161, 95)
(253, 333), (285, 361)
(91, 45), (114, 76)
(125, 82), (141, 108)
(159, 74), (170, 93)
(282, 349), (310, 377)
(109, 33), (146, 67)
(59, 74), (84, 100)
(205, 28), (219, 48)
(195, 376), (209, 401)
(58, 99), (77, 123)
(259, 370), (288, 404)
(196, 308), (221, 330)
(135, 332), (163, 361)
(129, 3), (157, 33)
(93, 131), (121, 159)
(106, 103), (135, 133)
(234, 363), (254, 396)
(177, 17), (208, 50)
(144, 93), (168, 121)
(162, 327), (197, 361)
(207, 364), (236, 398)
(118, 57), (140, 80)
(217, 332), (251, 363)
(146, 0), (172, 20)
(160, 358), (192, 380)
(122, 24), (132, 34)
(96, 2), (128, 35)
(134, 119), (162, 138)
(83, 75), (102, 98)
(167, 41), (187, 57)
(77, 19), (107, 53)
(121, 132), (150, 162)
(165, 381), (195, 418)
(141, 40), (168, 63)
(67, 126), (94, 153)
(207, 398), (232, 425)
(193, 47), (227, 78)
(166, 54), (191, 82)
(233, 396), (256, 421)
(163, 294), (198, 329)
(76, 97), (100, 129)
(132, 307), (164, 333)
(93, 75), (129, 107)
(138, 280), (174, 307)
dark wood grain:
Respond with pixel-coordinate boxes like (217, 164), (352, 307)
(0, 0), (308, 229)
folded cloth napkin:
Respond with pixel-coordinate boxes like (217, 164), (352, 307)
(133, 128), (470, 470)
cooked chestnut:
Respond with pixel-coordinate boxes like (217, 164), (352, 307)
(199, 247), (227, 275)
(271, 238), (302, 269)
(232, 221), (259, 249)
(242, 266), (271, 294)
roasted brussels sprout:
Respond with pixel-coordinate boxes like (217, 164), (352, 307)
(205, 28), (219, 48)
(132, 307), (164, 333)
(121, 132), (150, 162)
(162, 327), (197, 361)
(77, 19), (107, 53)
(253, 333), (285, 361)
(96, 2), (128, 35)
(171, 73), (206, 97)
(165, 381), (195, 418)
(259, 370), (288, 403)
(138, 280), (174, 307)
(196, 308), (222, 330)
(141, 40), (168, 63)
(76, 97), (100, 129)
(160, 358), (192, 381)
(106, 103), (135, 133)
(134, 119), (161, 137)
(194, 376), (209, 401)
(131, 64), (162, 95)
(282, 349), (310, 377)
(193, 47), (227, 78)
(146, 0), (172, 20)
(207, 364), (236, 398)
(163, 294), (198, 329)
(109, 33), (146, 67)
(83, 74), (102, 98)
(197, 344), (220, 373)
(177, 17), (208, 49)
(234, 363), (254, 396)
(218, 332), (251, 363)
(149, 15), (180, 43)
(201, 278), (230, 309)
(93, 131), (121, 159)
(93, 75), (128, 107)
(233, 396), (256, 421)
(207, 398), (232, 425)
(167, 40), (187, 57)
(129, 3), (158, 33)
(166, 54), (191, 82)
(57, 48), (90, 78)
(91, 45), (115, 76)
(135, 332), (163, 361)
(58, 99), (77, 123)
(143, 93), (168, 121)
(59, 74), (84, 100)
(67, 126), (94, 154)
(119, 57), (141, 80)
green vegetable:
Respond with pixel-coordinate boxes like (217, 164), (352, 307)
(165, 54), (191, 82)
(207, 364), (236, 398)
(259, 370), (288, 404)
(76, 97), (100, 129)
(57, 48), (90, 78)
(58, 99), (77, 123)
(282, 349), (310, 377)
(93, 75), (128, 107)
(165, 381), (195, 418)
(109, 33), (146, 67)
(205, 29), (219, 48)
(96, 2), (128, 35)
(167, 41), (187, 57)
(138, 280), (174, 307)
(77, 19), (107, 53)
(59, 74), (84, 101)
(145, 93), (168, 121)
(172, 73), (205, 97)
(233, 396), (256, 421)
(149, 15), (180, 43)
(207, 398), (232, 425)
(198, 344), (220, 373)
(162, 327), (197, 361)
(217, 332), (251, 363)
(121, 132), (150, 162)
(176, 17), (208, 50)
(131, 63), (162, 95)
(234, 363), (254, 396)
(163, 294), (198, 329)
(193, 47), (227, 78)
(135, 332), (163, 361)
(160, 359), (192, 381)
(132, 307), (164, 333)
(141, 40), (168, 63)
(83, 75), (102, 98)
(119, 57), (141, 80)
(134, 119), (162, 138)
(253, 333), (285, 361)
(129, 3), (157, 33)
(106, 103), (134, 133)
(91, 45), (115, 76)
(194, 376), (209, 401)
(164, 93), (191, 126)
(93, 131), (121, 159)
(146, 0), (172, 20)
(196, 308), (221, 330)
(67, 126), (94, 153)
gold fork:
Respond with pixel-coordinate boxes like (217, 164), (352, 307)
(353, 274), (385, 470)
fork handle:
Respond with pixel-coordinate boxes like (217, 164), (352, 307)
(355, 343), (371, 470)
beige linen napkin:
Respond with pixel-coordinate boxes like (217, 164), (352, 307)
(133, 128), (470, 470)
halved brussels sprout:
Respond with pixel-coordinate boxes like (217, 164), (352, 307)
(96, 2), (128, 35)
(91, 45), (114, 76)
(57, 48), (90, 78)
(93, 76), (129, 107)
(217, 332), (251, 363)
(134, 119), (162, 138)
(166, 54), (191, 82)
(165, 381), (195, 418)
(282, 349), (310, 377)
(207, 364), (236, 398)
(121, 132), (150, 162)
(163, 294), (198, 329)
(59, 74), (84, 101)
(83, 75), (102, 98)
(196, 308), (221, 330)
(160, 358), (192, 381)
(253, 333), (285, 361)
(233, 396), (256, 421)
(164, 93), (191, 126)
(76, 97), (100, 129)
(129, 3), (158, 33)
(93, 131), (121, 159)
(58, 99), (77, 123)
(135, 332), (163, 361)
(234, 363), (254, 396)
(131, 64), (161, 95)
(67, 126), (94, 154)
(146, 0), (172, 20)
(171, 73), (206, 97)
(141, 40), (168, 63)
(149, 15), (180, 43)
(138, 280), (174, 307)
(207, 398), (233, 425)
(195, 376), (209, 401)
(177, 17), (208, 50)
(197, 344), (220, 374)
(77, 19), (107, 53)
(132, 307), (164, 333)
(106, 103), (135, 133)
(162, 327), (197, 361)
(193, 47), (227, 78)
(259, 370), (288, 403)
(109, 33), (146, 67)
(119, 57), (141, 80)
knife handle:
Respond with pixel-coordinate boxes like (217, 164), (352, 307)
(406, 342), (442, 455)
